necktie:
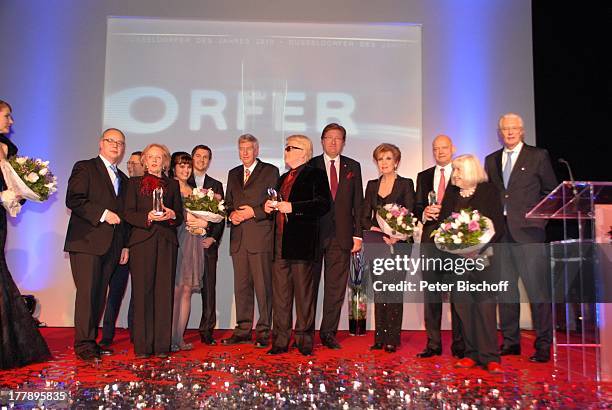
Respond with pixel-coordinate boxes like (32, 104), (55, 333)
(244, 168), (251, 185)
(278, 169), (298, 234)
(437, 168), (445, 204)
(330, 159), (338, 200)
(503, 151), (514, 188)
(110, 164), (120, 195)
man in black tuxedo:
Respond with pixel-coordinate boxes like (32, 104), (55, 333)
(484, 113), (558, 363)
(187, 144), (225, 346)
(309, 123), (363, 349)
(64, 128), (129, 361)
(222, 134), (279, 348)
(99, 150), (142, 347)
(265, 135), (332, 356)
(414, 134), (464, 358)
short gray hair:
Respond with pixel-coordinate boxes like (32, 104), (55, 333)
(238, 133), (259, 149)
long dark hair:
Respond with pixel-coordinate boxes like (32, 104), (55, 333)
(169, 151), (192, 179)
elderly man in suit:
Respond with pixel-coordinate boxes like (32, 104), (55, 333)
(65, 128), (129, 361)
(309, 123), (363, 350)
(265, 135), (332, 356)
(222, 134), (279, 348)
(187, 144), (225, 346)
(414, 134), (465, 358)
(484, 113), (558, 363)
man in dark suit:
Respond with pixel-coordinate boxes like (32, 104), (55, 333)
(187, 144), (225, 346)
(309, 123), (363, 349)
(222, 134), (279, 348)
(484, 112), (558, 363)
(265, 135), (332, 356)
(414, 134), (464, 358)
(64, 128), (129, 361)
(99, 150), (142, 347)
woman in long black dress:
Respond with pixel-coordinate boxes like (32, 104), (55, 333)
(438, 154), (504, 373)
(361, 143), (415, 353)
(0, 100), (51, 369)
(124, 143), (183, 358)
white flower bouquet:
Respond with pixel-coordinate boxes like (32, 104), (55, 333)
(0, 156), (58, 216)
(183, 187), (226, 223)
(375, 203), (418, 241)
(432, 208), (495, 256)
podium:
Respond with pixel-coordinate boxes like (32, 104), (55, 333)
(527, 181), (612, 381)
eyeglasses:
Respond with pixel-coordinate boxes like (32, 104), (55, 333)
(500, 126), (522, 132)
(102, 138), (125, 147)
(285, 145), (304, 152)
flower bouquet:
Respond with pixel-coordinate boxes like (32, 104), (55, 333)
(0, 156), (58, 216)
(183, 188), (226, 223)
(375, 203), (418, 241)
(432, 208), (495, 257)
(348, 251), (367, 336)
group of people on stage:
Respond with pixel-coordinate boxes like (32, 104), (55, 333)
(1, 97), (558, 374)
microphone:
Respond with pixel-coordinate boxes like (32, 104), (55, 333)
(558, 158), (578, 197)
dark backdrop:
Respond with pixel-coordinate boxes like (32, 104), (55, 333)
(532, 3), (609, 183)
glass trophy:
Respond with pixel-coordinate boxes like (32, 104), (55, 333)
(427, 190), (437, 206)
(152, 187), (164, 216)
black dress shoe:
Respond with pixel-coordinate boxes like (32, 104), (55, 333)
(499, 344), (521, 356)
(200, 333), (217, 346)
(221, 335), (251, 345)
(529, 350), (550, 363)
(298, 347), (313, 356)
(267, 346), (288, 355)
(156, 353), (169, 359)
(416, 347), (442, 358)
(321, 336), (341, 350)
(98, 346), (114, 356)
(254, 339), (269, 348)
(135, 353), (151, 359)
(76, 351), (100, 362)
(99, 339), (113, 348)
(384, 344), (397, 353)
(370, 343), (384, 350)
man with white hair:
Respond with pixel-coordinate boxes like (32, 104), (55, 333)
(484, 113), (557, 363)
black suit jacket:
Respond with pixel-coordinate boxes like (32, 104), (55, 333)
(484, 144), (557, 243)
(415, 166), (454, 243)
(439, 182), (505, 245)
(187, 173), (225, 254)
(276, 164), (332, 261)
(64, 156), (129, 255)
(361, 175), (415, 231)
(123, 174), (184, 247)
(309, 154), (363, 250)
(225, 160), (279, 255)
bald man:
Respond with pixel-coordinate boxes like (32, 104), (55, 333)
(414, 135), (465, 358)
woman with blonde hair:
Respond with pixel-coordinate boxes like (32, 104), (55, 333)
(438, 154), (504, 373)
(124, 143), (183, 358)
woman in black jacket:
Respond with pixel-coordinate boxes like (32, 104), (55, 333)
(361, 143), (415, 353)
(438, 154), (504, 373)
(124, 143), (183, 358)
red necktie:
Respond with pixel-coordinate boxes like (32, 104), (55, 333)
(437, 168), (446, 204)
(330, 159), (338, 200)
(278, 169), (298, 234)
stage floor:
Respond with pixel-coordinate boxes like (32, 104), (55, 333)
(1, 328), (610, 408)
